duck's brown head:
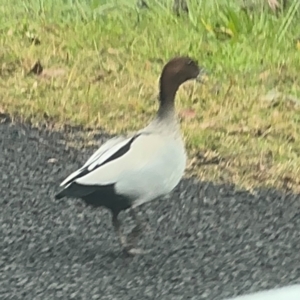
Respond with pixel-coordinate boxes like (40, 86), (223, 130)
(159, 57), (203, 109)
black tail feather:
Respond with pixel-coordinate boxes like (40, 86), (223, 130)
(54, 182), (98, 200)
(55, 190), (66, 200)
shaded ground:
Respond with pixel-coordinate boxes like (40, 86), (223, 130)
(1, 119), (300, 300)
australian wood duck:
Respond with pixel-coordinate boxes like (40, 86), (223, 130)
(55, 56), (203, 255)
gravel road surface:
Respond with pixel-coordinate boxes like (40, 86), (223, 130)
(1, 119), (300, 300)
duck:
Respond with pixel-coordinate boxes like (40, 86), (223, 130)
(55, 56), (204, 255)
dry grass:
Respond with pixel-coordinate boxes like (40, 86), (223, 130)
(1, 0), (300, 192)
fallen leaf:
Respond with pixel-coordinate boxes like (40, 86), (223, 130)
(145, 61), (151, 70)
(179, 108), (196, 120)
(7, 28), (13, 36)
(107, 48), (119, 55)
(28, 61), (66, 79)
(199, 121), (217, 130)
(259, 70), (270, 81)
(272, 110), (280, 119)
(32, 81), (38, 89)
(40, 68), (66, 79)
(267, 0), (280, 12)
(261, 89), (281, 103)
(285, 95), (300, 108)
(261, 89), (300, 108)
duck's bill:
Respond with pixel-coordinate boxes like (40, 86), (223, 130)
(196, 68), (209, 83)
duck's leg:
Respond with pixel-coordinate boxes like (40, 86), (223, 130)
(126, 209), (144, 245)
(112, 212), (127, 249)
(112, 211), (149, 255)
(126, 209), (152, 254)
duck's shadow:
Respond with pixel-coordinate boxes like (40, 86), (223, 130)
(49, 175), (300, 268)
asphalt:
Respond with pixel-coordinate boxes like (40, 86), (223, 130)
(1, 119), (300, 300)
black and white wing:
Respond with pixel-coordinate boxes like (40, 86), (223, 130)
(55, 134), (140, 198)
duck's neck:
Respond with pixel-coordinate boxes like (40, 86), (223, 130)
(157, 77), (178, 121)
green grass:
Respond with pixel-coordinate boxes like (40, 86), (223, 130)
(1, 0), (300, 192)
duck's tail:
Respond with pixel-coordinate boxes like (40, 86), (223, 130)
(54, 182), (97, 200)
(54, 190), (67, 200)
